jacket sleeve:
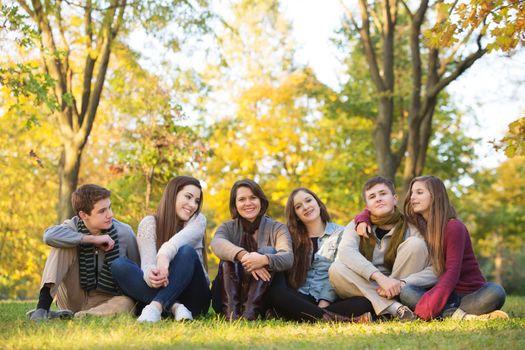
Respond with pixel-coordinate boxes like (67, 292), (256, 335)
(335, 221), (379, 280)
(120, 223), (140, 265)
(210, 222), (244, 262)
(414, 221), (467, 320)
(265, 222), (293, 272)
(157, 214), (206, 261)
(354, 208), (371, 226)
(43, 217), (83, 248)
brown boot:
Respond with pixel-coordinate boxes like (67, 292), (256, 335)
(322, 310), (372, 323)
(241, 277), (272, 321)
(221, 261), (242, 321)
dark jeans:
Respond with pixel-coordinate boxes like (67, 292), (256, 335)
(267, 272), (374, 322)
(400, 282), (506, 316)
(111, 245), (211, 317)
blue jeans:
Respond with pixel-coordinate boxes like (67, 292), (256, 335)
(111, 245), (211, 317)
(400, 282), (506, 316)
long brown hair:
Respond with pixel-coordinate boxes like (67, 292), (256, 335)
(285, 188), (331, 289)
(155, 176), (203, 250)
(404, 175), (456, 276)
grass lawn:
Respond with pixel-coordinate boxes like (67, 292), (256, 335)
(1, 296), (524, 349)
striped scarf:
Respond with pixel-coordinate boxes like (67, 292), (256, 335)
(77, 220), (120, 295)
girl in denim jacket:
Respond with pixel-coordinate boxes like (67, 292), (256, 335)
(268, 188), (373, 322)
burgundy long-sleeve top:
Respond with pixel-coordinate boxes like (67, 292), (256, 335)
(414, 219), (486, 320)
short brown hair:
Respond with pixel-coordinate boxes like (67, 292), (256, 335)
(71, 184), (111, 215)
(362, 176), (396, 202)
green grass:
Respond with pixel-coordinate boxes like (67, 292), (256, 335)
(1, 296), (524, 349)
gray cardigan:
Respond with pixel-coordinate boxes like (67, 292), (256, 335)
(210, 216), (293, 272)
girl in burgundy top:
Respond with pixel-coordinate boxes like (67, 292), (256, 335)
(400, 176), (508, 320)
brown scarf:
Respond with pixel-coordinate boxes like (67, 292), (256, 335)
(239, 215), (263, 252)
(359, 207), (407, 272)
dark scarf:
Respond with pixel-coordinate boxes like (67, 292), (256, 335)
(359, 207), (407, 272)
(239, 215), (263, 253)
(78, 219), (120, 295)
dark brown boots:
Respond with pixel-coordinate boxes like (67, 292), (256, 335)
(220, 261), (271, 321)
(221, 261), (241, 320)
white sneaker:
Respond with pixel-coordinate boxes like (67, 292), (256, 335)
(174, 303), (193, 321)
(137, 304), (161, 323)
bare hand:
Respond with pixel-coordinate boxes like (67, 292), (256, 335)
(92, 235), (115, 251)
(241, 252), (269, 272)
(251, 267), (271, 282)
(356, 222), (371, 239)
(148, 267), (168, 288)
(372, 272), (403, 299)
(318, 300), (331, 308)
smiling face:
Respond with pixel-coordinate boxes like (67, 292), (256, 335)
(293, 190), (321, 225)
(235, 186), (261, 222)
(364, 183), (397, 218)
(175, 184), (202, 222)
(79, 198), (113, 234)
(409, 181), (432, 220)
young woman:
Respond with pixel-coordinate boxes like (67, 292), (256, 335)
(268, 188), (373, 322)
(400, 175), (508, 320)
(111, 176), (211, 322)
(210, 179), (293, 320)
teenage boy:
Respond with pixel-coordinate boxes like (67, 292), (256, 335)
(28, 184), (140, 321)
(329, 176), (436, 320)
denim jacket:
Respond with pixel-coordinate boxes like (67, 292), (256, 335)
(298, 222), (344, 302)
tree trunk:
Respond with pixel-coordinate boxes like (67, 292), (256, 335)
(57, 140), (83, 222)
(493, 232), (503, 285)
(145, 166), (154, 211)
(375, 96), (396, 181)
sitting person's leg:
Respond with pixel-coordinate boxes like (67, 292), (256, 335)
(241, 246), (275, 320)
(30, 247), (80, 321)
(111, 256), (160, 304)
(326, 296), (374, 321)
(390, 236), (431, 280)
(141, 245), (209, 321)
(171, 245), (212, 319)
(329, 260), (395, 316)
(449, 282), (508, 320)
(268, 272), (324, 322)
(211, 260), (243, 320)
(399, 285), (428, 310)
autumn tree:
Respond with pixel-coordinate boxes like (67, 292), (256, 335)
(338, 0), (524, 194)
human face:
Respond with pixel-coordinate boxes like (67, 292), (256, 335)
(175, 185), (201, 222)
(410, 181), (432, 220)
(235, 186), (261, 222)
(364, 183), (397, 217)
(80, 198), (113, 234)
(293, 191), (321, 224)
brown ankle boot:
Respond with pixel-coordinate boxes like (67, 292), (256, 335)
(241, 277), (272, 321)
(221, 261), (242, 321)
(322, 310), (372, 323)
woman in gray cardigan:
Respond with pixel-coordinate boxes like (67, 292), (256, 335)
(210, 179), (293, 320)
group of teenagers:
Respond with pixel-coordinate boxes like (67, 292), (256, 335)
(28, 175), (509, 323)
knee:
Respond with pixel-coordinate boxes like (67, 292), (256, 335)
(257, 246), (276, 255)
(485, 282), (507, 306)
(177, 245), (198, 260)
(328, 261), (345, 289)
(399, 236), (428, 259)
(111, 257), (130, 276)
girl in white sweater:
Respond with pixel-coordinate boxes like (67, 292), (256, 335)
(111, 176), (210, 322)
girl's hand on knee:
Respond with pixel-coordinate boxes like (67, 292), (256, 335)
(241, 252), (269, 272)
